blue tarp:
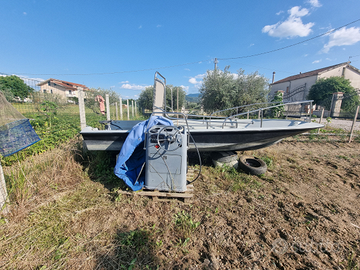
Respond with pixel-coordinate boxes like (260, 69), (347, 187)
(114, 116), (173, 191)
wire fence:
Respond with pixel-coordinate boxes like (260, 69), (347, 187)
(9, 91), (141, 131)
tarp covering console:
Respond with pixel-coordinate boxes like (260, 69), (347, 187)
(114, 116), (173, 191)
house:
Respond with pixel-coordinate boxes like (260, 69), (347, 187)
(269, 62), (360, 103)
(37, 78), (89, 100)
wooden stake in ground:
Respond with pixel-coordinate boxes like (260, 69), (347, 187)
(349, 105), (360, 143)
(127, 99), (130, 120)
(106, 94), (110, 121)
(0, 162), (9, 214)
(119, 97), (123, 120)
(318, 108), (324, 134)
(78, 87), (86, 130)
(115, 102), (118, 120)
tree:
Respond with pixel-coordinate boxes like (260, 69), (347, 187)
(0, 75), (34, 99)
(307, 77), (360, 112)
(85, 88), (120, 114)
(137, 85), (186, 112)
(138, 87), (154, 111)
(200, 67), (269, 113)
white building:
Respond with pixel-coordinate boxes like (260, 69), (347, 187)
(269, 62), (360, 102)
(37, 78), (89, 100)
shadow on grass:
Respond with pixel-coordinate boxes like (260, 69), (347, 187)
(95, 228), (158, 269)
(74, 142), (127, 191)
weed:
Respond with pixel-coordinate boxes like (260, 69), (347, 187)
(336, 155), (351, 161)
(261, 155), (274, 170)
(174, 210), (200, 239)
(341, 250), (359, 270)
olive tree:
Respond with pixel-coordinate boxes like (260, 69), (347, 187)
(137, 85), (186, 112)
(200, 67), (269, 113)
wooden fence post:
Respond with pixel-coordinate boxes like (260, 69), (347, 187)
(127, 99), (130, 120)
(349, 105), (359, 143)
(78, 87), (86, 130)
(132, 100), (134, 118)
(318, 108), (324, 134)
(115, 102), (118, 120)
(120, 97), (123, 120)
(106, 94), (110, 121)
(0, 162), (9, 214)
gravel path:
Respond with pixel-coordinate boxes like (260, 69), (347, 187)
(319, 118), (359, 131)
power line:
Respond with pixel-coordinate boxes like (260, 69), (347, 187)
(12, 61), (207, 76)
(218, 18), (360, 61)
(6, 18), (360, 77)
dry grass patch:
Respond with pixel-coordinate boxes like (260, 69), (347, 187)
(0, 139), (360, 269)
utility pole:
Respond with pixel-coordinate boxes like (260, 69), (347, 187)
(214, 58), (218, 70)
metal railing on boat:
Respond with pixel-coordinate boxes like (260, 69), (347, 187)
(157, 100), (314, 130)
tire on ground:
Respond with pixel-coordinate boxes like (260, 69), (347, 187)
(239, 155), (267, 175)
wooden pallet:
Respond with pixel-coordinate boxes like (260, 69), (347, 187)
(117, 185), (194, 202)
(117, 169), (197, 202)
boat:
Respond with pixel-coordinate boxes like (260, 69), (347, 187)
(80, 72), (324, 152)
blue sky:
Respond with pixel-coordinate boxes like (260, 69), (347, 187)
(1, 0), (360, 99)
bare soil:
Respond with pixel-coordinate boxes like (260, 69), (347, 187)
(1, 139), (360, 269)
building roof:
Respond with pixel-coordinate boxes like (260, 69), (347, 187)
(37, 78), (89, 91)
(271, 62), (358, 85)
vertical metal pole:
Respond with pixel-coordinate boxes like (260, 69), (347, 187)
(115, 102), (118, 120)
(119, 97), (123, 120)
(135, 101), (137, 116)
(247, 110), (249, 119)
(260, 109), (263, 128)
(349, 105), (359, 143)
(132, 100), (134, 118)
(127, 99), (130, 120)
(78, 87), (86, 130)
(105, 94), (110, 121)
(258, 110), (261, 119)
(0, 162), (9, 214)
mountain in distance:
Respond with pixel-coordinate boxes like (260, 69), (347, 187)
(185, 93), (200, 103)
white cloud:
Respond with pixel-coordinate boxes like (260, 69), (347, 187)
(120, 80), (129, 84)
(322, 27), (360, 53)
(262, 6), (314, 38)
(188, 74), (205, 88)
(180, 85), (189, 93)
(307, 0), (322, 7)
(276, 10), (284, 16)
(23, 12), (27, 15)
(189, 78), (198, 84)
(312, 59), (322, 64)
(156, 25), (162, 28)
(120, 83), (151, 90)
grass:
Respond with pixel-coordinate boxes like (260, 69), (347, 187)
(1, 109), (360, 268)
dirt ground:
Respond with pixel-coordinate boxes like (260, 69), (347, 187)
(215, 140), (360, 269)
(1, 139), (360, 269)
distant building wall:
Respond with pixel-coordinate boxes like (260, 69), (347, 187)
(39, 83), (78, 99)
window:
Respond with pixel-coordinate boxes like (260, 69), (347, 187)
(43, 89), (47, 93)
(50, 89), (53, 94)
(69, 90), (71, 94)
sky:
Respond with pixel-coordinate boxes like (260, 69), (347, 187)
(1, 0), (360, 99)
